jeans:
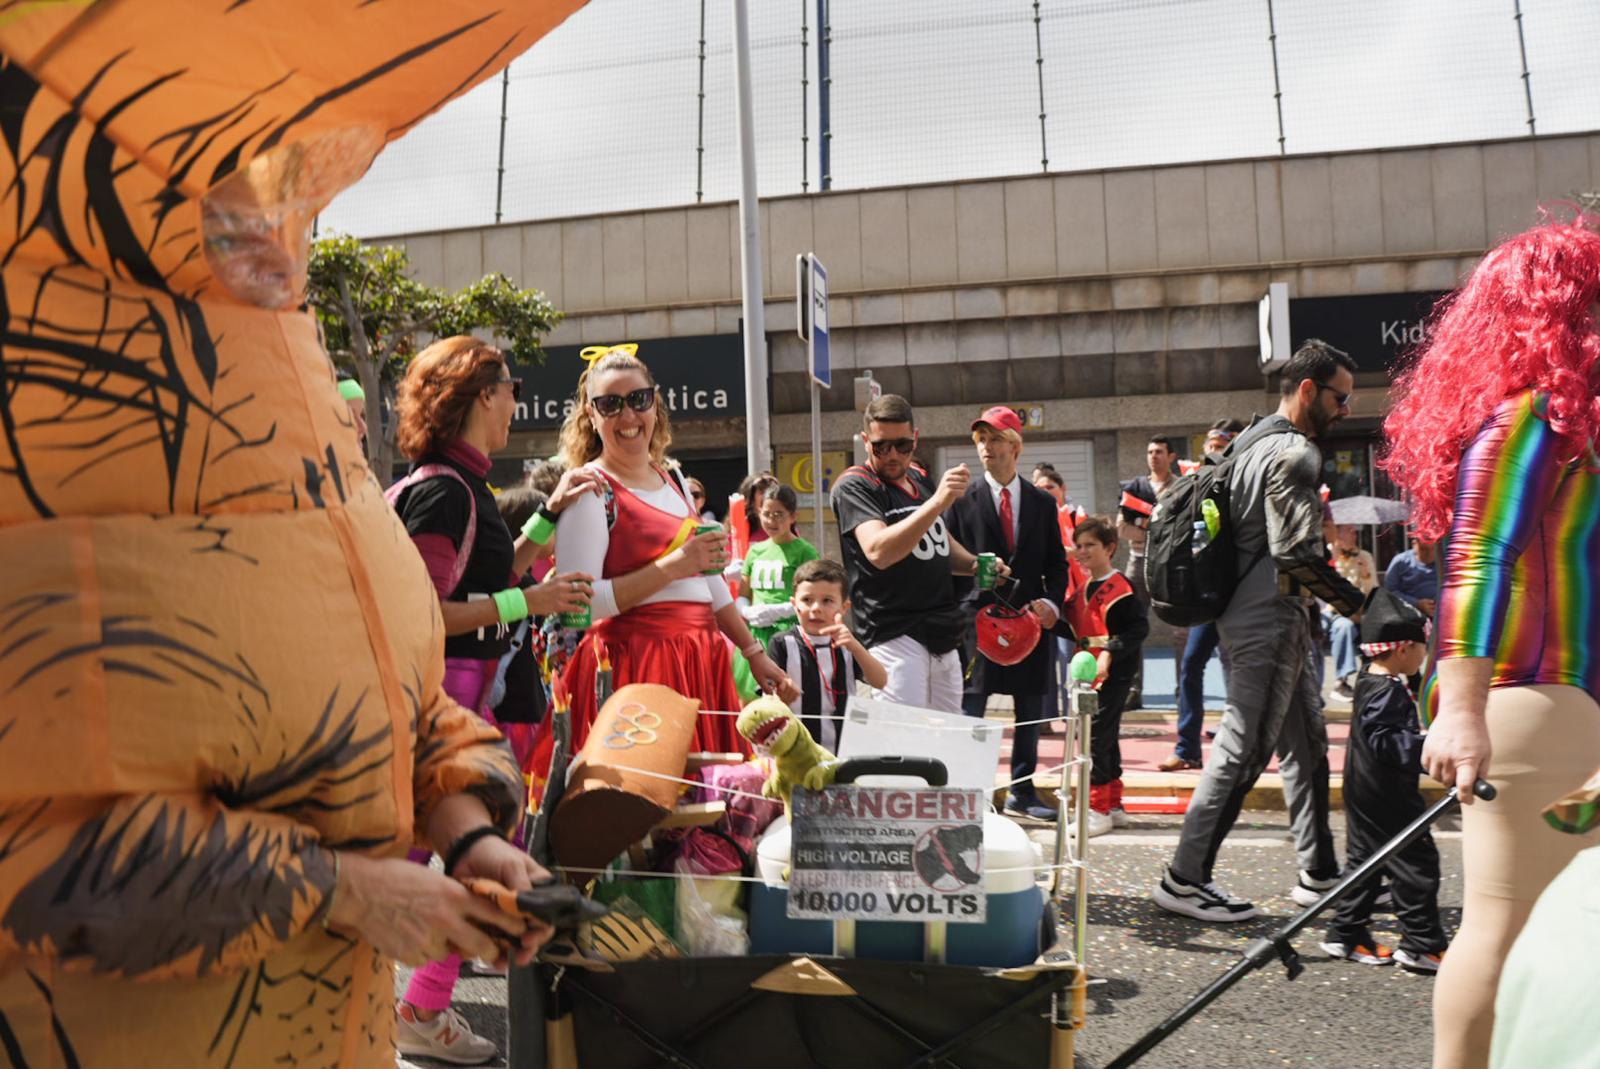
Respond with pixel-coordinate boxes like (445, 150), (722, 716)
(1328, 612), (1358, 682)
(1175, 622), (1225, 762)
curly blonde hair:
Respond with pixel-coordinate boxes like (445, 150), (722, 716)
(558, 350), (673, 468)
(395, 336), (505, 460)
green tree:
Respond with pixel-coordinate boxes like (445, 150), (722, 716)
(307, 233), (561, 482)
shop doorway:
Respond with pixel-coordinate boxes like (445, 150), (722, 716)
(1320, 431), (1406, 570)
(675, 452), (750, 523)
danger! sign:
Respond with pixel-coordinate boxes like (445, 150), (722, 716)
(787, 786), (987, 923)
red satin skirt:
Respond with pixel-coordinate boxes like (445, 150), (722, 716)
(529, 602), (747, 793)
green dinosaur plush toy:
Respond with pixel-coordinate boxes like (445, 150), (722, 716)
(736, 694), (838, 811)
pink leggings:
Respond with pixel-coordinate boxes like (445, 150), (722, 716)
(403, 657), (500, 1013)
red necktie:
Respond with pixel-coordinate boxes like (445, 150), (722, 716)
(999, 486), (1015, 555)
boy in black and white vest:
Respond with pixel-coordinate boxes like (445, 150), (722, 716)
(765, 559), (888, 752)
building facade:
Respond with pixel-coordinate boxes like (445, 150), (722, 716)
(376, 132), (1599, 557)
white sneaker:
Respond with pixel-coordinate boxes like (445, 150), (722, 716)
(1109, 807), (1130, 829)
(395, 1003), (497, 1065)
(1070, 809), (1114, 838)
(1152, 868), (1259, 922)
(1320, 939), (1393, 966)
(1291, 870), (1342, 907)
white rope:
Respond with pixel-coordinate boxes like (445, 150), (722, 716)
(995, 757), (1090, 793)
(603, 758), (1093, 804)
(601, 763), (774, 805)
(688, 708), (1078, 733)
(557, 859), (1089, 884)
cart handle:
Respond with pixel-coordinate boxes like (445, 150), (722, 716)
(833, 756), (949, 786)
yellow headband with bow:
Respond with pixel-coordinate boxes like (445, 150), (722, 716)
(580, 342), (639, 364)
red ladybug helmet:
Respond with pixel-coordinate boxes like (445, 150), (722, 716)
(975, 603), (1041, 666)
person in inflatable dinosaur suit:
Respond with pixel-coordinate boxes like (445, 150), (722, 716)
(0, 2), (588, 1066)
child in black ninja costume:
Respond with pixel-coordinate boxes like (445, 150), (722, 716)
(1321, 587), (1449, 973)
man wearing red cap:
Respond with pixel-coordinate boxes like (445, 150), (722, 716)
(949, 407), (1072, 820)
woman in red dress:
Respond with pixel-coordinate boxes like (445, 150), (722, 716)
(549, 346), (796, 753)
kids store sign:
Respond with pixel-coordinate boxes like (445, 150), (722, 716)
(788, 786), (987, 923)
(509, 334), (747, 429)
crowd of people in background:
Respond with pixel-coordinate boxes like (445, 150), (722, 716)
(371, 217), (1599, 1069)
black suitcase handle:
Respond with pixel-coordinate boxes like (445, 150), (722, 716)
(833, 756), (949, 786)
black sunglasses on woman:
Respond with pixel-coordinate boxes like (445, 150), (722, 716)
(589, 387), (656, 418)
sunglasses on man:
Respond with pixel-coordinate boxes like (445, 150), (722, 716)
(1315, 382), (1352, 408)
(589, 387), (657, 418)
(866, 436), (916, 457)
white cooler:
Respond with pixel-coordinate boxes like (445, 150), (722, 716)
(748, 809), (1050, 968)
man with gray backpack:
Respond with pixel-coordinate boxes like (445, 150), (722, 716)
(1150, 340), (1366, 922)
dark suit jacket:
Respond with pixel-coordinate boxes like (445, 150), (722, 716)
(949, 475), (1071, 696)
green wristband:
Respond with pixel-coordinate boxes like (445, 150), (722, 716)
(492, 587), (529, 625)
(522, 510), (557, 545)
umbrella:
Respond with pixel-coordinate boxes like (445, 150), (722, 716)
(1328, 495), (1410, 526)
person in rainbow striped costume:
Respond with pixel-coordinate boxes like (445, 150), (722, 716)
(1383, 217), (1600, 1069)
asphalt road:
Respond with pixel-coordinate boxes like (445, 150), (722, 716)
(1058, 808), (1460, 1069)
(401, 807), (1462, 1069)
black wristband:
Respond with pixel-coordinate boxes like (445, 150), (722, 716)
(442, 825), (505, 877)
(537, 504), (560, 523)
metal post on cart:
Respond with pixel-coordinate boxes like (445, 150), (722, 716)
(1050, 678), (1095, 960)
(1049, 658), (1097, 1066)
(509, 684), (577, 1069)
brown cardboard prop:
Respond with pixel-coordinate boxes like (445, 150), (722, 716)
(552, 684), (701, 873)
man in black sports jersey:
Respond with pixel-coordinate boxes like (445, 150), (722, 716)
(831, 394), (996, 713)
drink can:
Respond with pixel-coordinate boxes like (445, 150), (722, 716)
(559, 605), (591, 631)
(976, 552), (999, 590)
(696, 523), (725, 576)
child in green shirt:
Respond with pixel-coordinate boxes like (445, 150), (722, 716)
(732, 485), (819, 701)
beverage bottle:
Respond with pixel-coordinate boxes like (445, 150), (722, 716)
(1191, 519), (1210, 558)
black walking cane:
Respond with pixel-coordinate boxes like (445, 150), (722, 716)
(1106, 778), (1495, 1069)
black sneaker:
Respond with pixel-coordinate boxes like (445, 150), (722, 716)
(1392, 947), (1445, 974)
(1003, 794), (1056, 822)
(1152, 868), (1260, 922)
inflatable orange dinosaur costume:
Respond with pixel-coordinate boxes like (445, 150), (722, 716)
(0, 2), (585, 1065)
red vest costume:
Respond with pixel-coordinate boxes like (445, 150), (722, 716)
(595, 464), (699, 575)
(535, 465), (745, 784)
(1063, 570), (1135, 650)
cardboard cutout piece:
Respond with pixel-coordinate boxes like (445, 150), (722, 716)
(552, 684), (700, 874)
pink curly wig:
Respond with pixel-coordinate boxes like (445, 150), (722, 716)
(1381, 218), (1600, 540)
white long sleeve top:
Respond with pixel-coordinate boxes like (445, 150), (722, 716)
(554, 465), (733, 621)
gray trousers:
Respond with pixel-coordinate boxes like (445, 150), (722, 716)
(1170, 596), (1338, 884)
